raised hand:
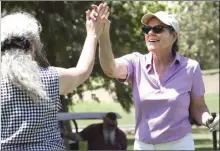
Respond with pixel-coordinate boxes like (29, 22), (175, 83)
(85, 9), (104, 38)
(89, 3), (110, 36)
(89, 3), (109, 21)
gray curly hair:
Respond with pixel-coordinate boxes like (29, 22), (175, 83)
(1, 12), (50, 102)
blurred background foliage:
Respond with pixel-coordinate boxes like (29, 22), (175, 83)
(1, 1), (219, 112)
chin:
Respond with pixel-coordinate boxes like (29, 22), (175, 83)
(148, 47), (157, 53)
(147, 44), (156, 51)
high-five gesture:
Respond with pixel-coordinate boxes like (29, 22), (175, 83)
(89, 3), (109, 20)
(85, 9), (105, 37)
(56, 7), (108, 94)
(84, 3), (218, 151)
(89, 3), (111, 36)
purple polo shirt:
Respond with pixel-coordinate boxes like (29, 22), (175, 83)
(118, 52), (205, 144)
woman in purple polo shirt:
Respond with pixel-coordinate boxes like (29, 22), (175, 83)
(89, 3), (219, 150)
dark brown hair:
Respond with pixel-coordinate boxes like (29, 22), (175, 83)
(172, 39), (179, 55)
(167, 26), (179, 55)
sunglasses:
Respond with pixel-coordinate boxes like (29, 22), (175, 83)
(141, 25), (174, 34)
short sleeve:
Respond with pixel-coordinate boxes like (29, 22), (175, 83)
(190, 62), (205, 98)
(117, 52), (139, 83)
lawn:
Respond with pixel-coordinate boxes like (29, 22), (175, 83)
(70, 93), (219, 127)
(204, 93), (219, 113)
(70, 93), (219, 150)
(126, 128), (219, 150)
(77, 127), (219, 150)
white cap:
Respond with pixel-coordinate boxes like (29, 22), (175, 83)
(141, 11), (180, 37)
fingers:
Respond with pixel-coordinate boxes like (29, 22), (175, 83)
(105, 11), (110, 19)
(94, 3), (109, 19)
(86, 10), (91, 21)
(91, 4), (98, 10)
(209, 123), (218, 132)
(89, 3), (110, 21)
(209, 116), (219, 127)
(97, 3), (103, 14)
(103, 17), (111, 24)
(208, 115), (219, 132)
(206, 115), (214, 126)
(103, 2), (108, 8)
(99, 3), (108, 17)
(101, 6), (109, 19)
(90, 3), (103, 21)
(90, 9), (98, 21)
(210, 126), (218, 132)
(97, 3), (105, 19)
(91, 4), (98, 17)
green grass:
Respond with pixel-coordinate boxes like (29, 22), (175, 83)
(202, 69), (219, 75)
(71, 93), (219, 150)
(77, 127), (219, 150)
(78, 128), (219, 150)
(204, 93), (219, 113)
(69, 101), (135, 127)
(70, 93), (219, 127)
(126, 128), (219, 150)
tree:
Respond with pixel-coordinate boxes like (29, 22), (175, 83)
(165, 1), (219, 69)
(2, 2), (219, 148)
(1, 1), (219, 112)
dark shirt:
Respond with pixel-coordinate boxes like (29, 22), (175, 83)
(80, 123), (127, 150)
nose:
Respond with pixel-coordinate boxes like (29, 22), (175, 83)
(145, 31), (155, 41)
(148, 29), (156, 35)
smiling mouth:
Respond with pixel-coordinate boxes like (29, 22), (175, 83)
(148, 40), (160, 42)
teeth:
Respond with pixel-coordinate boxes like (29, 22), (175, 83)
(149, 40), (158, 42)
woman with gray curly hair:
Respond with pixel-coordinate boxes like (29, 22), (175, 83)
(1, 4), (108, 150)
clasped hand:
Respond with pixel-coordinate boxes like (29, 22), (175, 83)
(206, 114), (219, 132)
(85, 3), (110, 37)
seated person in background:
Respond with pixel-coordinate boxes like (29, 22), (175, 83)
(62, 112), (127, 150)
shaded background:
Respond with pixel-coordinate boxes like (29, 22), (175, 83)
(1, 1), (219, 112)
(2, 1), (219, 150)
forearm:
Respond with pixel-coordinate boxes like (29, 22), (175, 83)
(99, 33), (116, 76)
(191, 104), (210, 126)
(76, 35), (98, 81)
